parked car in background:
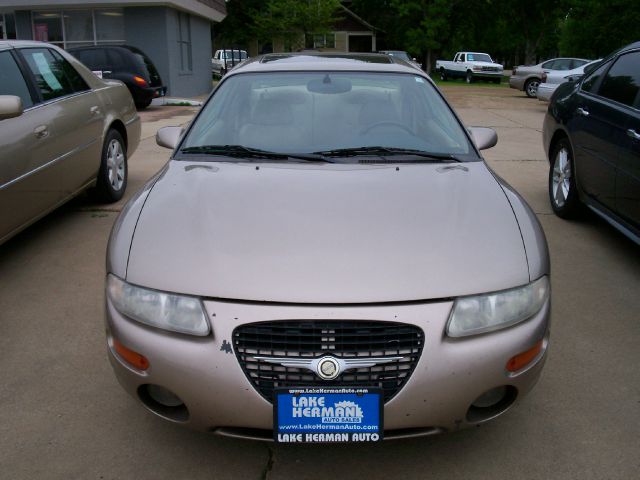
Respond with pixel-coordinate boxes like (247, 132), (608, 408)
(69, 45), (166, 109)
(212, 49), (248, 76)
(106, 52), (550, 441)
(543, 42), (640, 244)
(436, 52), (503, 83)
(510, 58), (590, 98)
(537, 59), (602, 102)
(378, 50), (422, 70)
(0, 40), (140, 245)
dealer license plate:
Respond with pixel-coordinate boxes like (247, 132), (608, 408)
(274, 387), (383, 443)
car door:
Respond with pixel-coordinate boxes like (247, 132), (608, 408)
(18, 47), (104, 199)
(568, 59), (622, 210)
(600, 50), (640, 228)
(0, 47), (57, 241)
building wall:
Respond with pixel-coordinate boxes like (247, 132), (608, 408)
(123, 6), (212, 98)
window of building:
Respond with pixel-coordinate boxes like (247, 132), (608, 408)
(31, 9), (124, 49)
(177, 11), (192, 72)
(64, 9), (93, 46)
(305, 33), (336, 49)
(33, 11), (64, 46)
(1, 13), (17, 40)
(94, 8), (124, 43)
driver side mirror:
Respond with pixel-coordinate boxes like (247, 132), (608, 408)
(468, 127), (498, 150)
(156, 126), (183, 149)
(0, 95), (24, 121)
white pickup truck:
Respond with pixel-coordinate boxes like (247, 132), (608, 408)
(435, 52), (503, 83)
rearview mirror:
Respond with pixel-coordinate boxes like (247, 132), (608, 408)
(0, 95), (24, 121)
(307, 76), (352, 94)
(468, 127), (498, 150)
(156, 126), (183, 149)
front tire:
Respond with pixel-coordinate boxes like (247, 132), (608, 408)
(94, 129), (127, 203)
(465, 71), (474, 84)
(549, 138), (580, 218)
(525, 78), (540, 98)
(440, 68), (447, 81)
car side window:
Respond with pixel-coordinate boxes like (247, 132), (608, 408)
(542, 60), (556, 69)
(597, 52), (640, 108)
(0, 50), (34, 109)
(581, 60), (611, 94)
(459, 53), (465, 62)
(554, 59), (573, 70)
(20, 48), (88, 102)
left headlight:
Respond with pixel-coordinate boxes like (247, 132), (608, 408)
(107, 274), (210, 336)
(446, 276), (549, 337)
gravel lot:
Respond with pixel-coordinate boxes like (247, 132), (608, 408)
(0, 85), (638, 480)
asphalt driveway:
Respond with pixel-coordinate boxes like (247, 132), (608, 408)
(0, 86), (638, 480)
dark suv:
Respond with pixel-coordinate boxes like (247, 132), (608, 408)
(543, 41), (640, 244)
(68, 45), (166, 109)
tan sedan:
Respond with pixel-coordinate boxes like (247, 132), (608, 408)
(0, 40), (140, 245)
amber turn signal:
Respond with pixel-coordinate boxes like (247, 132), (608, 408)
(113, 338), (150, 370)
(506, 339), (543, 372)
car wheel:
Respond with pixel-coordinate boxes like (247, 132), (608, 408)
(549, 138), (580, 218)
(94, 129), (127, 203)
(440, 68), (447, 81)
(465, 71), (474, 84)
(525, 78), (540, 98)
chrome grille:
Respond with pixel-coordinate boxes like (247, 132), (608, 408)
(232, 320), (424, 403)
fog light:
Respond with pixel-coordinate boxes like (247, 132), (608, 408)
(147, 385), (183, 407)
(467, 386), (517, 423)
(472, 386), (507, 408)
(138, 384), (189, 422)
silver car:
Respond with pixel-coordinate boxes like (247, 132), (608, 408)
(509, 57), (590, 97)
(106, 53), (550, 443)
(536, 59), (602, 102)
(0, 40), (140, 245)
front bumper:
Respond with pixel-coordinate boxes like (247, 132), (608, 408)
(105, 295), (550, 436)
(536, 83), (557, 102)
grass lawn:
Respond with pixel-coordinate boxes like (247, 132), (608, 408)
(431, 76), (509, 88)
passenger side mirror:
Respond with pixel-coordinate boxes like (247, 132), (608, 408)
(156, 126), (183, 149)
(468, 127), (498, 150)
(0, 95), (24, 121)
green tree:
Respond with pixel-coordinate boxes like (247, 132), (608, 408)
(559, 0), (640, 58)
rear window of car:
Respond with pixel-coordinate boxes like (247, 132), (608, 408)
(0, 50), (33, 109)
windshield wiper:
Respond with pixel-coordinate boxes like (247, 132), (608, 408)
(314, 146), (462, 162)
(180, 145), (335, 162)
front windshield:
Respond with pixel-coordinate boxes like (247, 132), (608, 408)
(467, 53), (493, 63)
(182, 72), (473, 159)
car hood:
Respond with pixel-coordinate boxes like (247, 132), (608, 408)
(474, 61), (503, 68)
(126, 160), (529, 303)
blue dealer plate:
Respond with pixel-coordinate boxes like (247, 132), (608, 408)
(274, 387), (383, 443)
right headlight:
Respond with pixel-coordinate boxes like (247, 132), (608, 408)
(107, 274), (210, 336)
(446, 276), (549, 337)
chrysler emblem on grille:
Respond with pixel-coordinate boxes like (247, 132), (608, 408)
(254, 355), (405, 380)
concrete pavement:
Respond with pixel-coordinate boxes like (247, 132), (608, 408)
(0, 86), (638, 480)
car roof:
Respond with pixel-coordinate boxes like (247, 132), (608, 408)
(227, 53), (422, 75)
(0, 39), (59, 50)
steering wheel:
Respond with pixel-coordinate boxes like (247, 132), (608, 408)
(360, 121), (414, 135)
